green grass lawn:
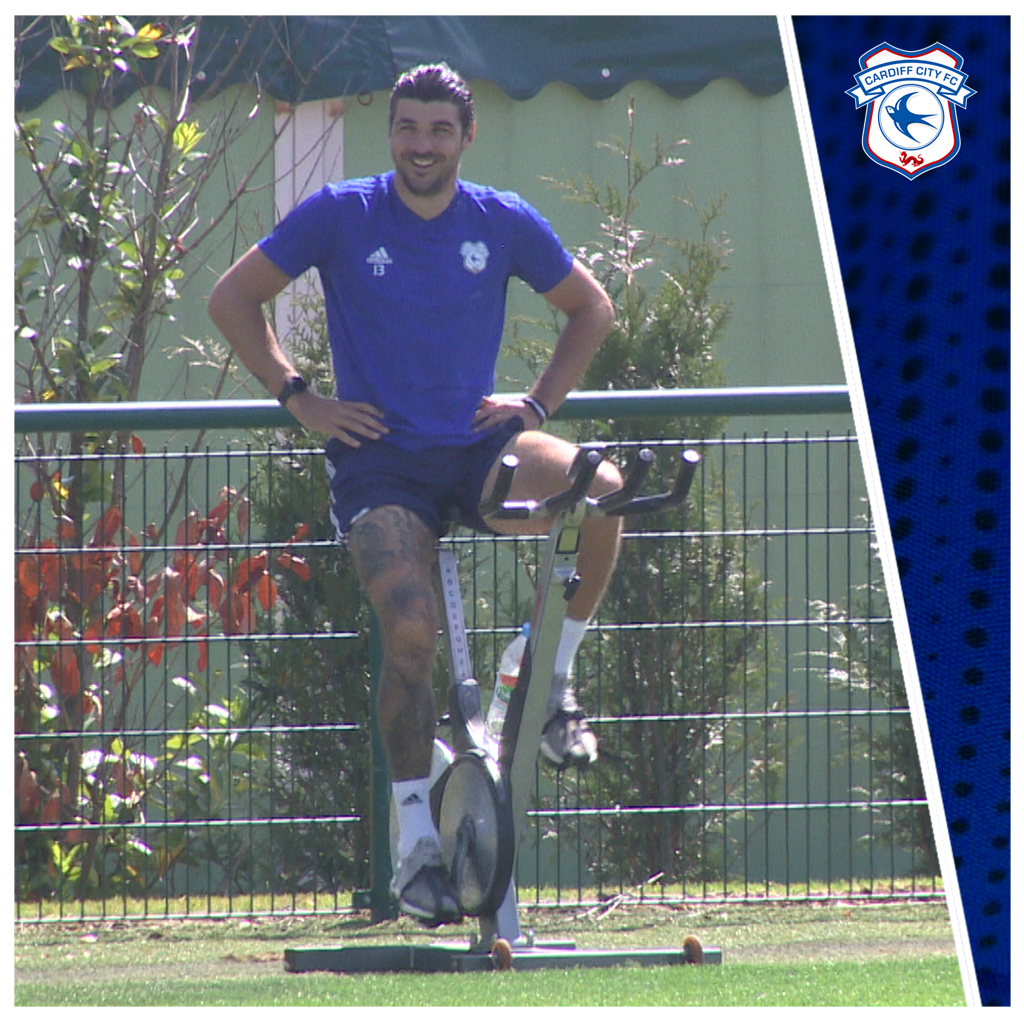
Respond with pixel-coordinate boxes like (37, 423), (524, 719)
(14, 900), (966, 1007)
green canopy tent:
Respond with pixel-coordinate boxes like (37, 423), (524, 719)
(15, 15), (787, 111)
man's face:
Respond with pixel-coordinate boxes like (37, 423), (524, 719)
(389, 98), (474, 200)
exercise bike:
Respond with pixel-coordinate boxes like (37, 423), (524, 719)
(286, 442), (721, 972)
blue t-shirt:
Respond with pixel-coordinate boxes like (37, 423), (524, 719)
(259, 172), (574, 449)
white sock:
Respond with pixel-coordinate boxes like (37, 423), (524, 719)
(554, 617), (589, 677)
(392, 777), (437, 861)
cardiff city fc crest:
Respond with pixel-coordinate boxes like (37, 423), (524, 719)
(460, 240), (489, 274)
(847, 42), (976, 179)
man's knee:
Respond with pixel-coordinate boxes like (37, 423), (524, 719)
(348, 504), (435, 586)
(493, 433), (624, 501)
(592, 456), (624, 496)
(557, 444), (624, 503)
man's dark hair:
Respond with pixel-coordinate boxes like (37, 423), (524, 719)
(389, 63), (475, 135)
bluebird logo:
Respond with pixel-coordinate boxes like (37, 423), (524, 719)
(459, 240), (489, 274)
(883, 90), (941, 146)
(847, 42), (975, 179)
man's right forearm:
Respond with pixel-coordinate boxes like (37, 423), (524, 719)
(207, 245), (297, 399)
(209, 296), (293, 397)
(208, 245), (388, 444)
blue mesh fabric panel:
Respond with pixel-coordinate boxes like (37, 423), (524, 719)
(792, 15), (1010, 1007)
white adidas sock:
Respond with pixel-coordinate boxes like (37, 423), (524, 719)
(392, 777), (437, 861)
(554, 617), (589, 677)
(549, 618), (590, 715)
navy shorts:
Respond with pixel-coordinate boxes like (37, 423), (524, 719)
(324, 416), (524, 540)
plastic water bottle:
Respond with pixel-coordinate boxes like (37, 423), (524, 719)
(485, 623), (530, 741)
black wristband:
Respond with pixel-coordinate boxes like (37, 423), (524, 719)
(277, 375), (308, 406)
(523, 394), (549, 425)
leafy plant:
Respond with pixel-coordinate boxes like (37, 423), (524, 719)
(15, 17), (276, 412)
(14, 442), (312, 902)
(15, 15), (301, 580)
(12, 15), (336, 904)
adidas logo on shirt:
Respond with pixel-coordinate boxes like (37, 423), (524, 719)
(366, 246), (393, 277)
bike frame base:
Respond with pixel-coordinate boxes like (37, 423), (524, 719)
(283, 937), (722, 973)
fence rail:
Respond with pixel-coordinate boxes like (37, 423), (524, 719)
(14, 389), (942, 922)
(13, 385), (853, 433)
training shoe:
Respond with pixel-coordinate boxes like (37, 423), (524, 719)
(390, 836), (463, 927)
(540, 707), (599, 768)
(539, 676), (598, 767)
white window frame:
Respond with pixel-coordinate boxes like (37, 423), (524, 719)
(272, 98), (345, 349)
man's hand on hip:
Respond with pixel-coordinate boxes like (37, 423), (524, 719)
(473, 395), (543, 432)
(285, 391), (389, 447)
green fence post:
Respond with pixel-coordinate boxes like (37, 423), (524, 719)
(367, 612), (397, 922)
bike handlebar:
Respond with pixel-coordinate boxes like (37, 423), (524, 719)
(481, 446), (701, 521)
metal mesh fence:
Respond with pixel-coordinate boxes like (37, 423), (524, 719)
(14, 423), (940, 921)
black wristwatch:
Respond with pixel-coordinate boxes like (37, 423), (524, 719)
(277, 375), (308, 407)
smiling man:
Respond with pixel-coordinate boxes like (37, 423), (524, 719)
(208, 63), (619, 927)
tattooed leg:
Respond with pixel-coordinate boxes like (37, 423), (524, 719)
(348, 505), (439, 782)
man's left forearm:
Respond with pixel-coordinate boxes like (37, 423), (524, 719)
(531, 299), (615, 416)
(531, 258), (615, 415)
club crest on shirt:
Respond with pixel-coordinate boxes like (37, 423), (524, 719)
(460, 241), (489, 274)
(847, 42), (975, 179)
